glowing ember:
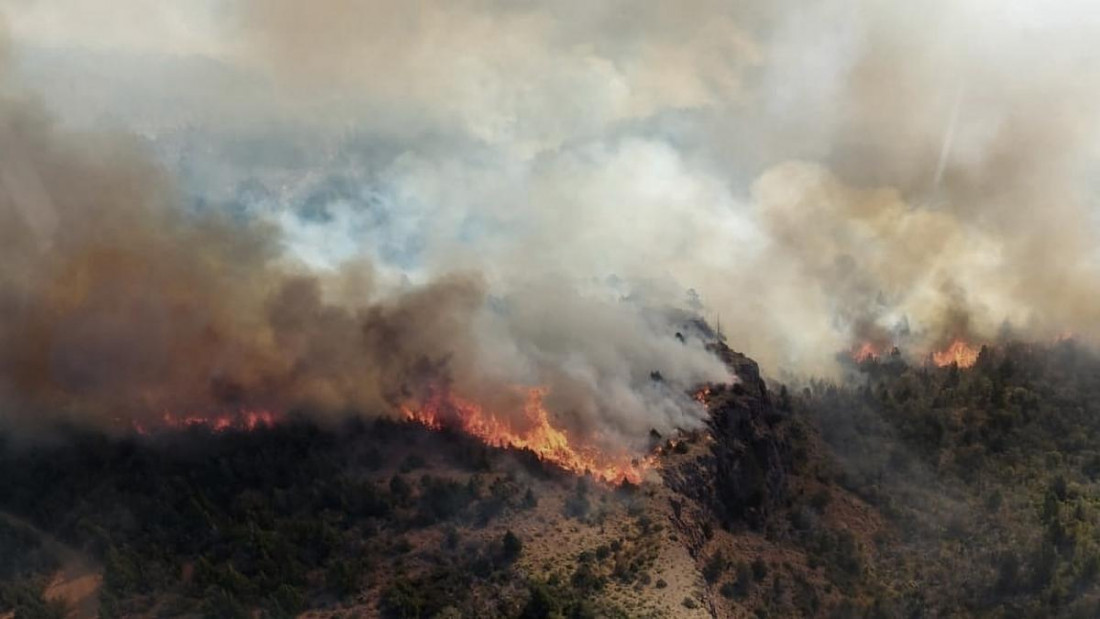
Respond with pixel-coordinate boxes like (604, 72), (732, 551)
(932, 338), (980, 368)
(692, 386), (711, 405)
(133, 410), (278, 435)
(402, 388), (649, 484)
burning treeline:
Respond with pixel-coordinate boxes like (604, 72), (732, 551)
(849, 338), (982, 369)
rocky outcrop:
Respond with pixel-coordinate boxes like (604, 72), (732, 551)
(663, 343), (791, 531)
(705, 343), (790, 529)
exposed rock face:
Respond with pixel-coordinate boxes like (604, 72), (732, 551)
(662, 343), (790, 531)
(706, 343), (789, 529)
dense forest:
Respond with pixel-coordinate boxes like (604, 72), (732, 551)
(801, 340), (1100, 617)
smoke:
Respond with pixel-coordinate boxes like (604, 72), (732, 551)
(219, 0), (1100, 375)
(0, 26), (726, 447)
(3, 0), (1100, 442)
(730, 0), (1100, 371)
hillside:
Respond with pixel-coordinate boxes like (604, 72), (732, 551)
(3, 340), (1100, 618)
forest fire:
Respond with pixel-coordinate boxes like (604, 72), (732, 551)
(693, 386), (711, 405)
(849, 341), (886, 363)
(133, 410), (279, 435)
(932, 338), (981, 368)
(401, 388), (650, 484)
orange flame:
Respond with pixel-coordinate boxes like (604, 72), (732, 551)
(849, 341), (884, 363)
(932, 338), (980, 368)
(401, 387), (649, 484)
(692, 386), (711, 405)
(133, 410), (278, 435)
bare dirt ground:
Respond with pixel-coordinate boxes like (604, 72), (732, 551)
(0, 511), (102, 619)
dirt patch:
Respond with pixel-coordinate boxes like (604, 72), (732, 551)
(0, 511), (102, 619)
(45, 571), (102, 619)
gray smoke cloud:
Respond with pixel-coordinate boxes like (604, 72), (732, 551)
(222, 0), (1100, 374)
(2, 0), (1099, 443)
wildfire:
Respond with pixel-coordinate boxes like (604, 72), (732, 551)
(133, 410), (278, 435)
(1054, 331), (1076, 343)
(692, 386), (711, 405)
(849, 341), (884, 363)
(401, 387), (650, 485)
(931, 338), (980, 368)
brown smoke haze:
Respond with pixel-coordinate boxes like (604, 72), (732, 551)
(0, 59), (723, 446)
(0, 88), (722, 443)
(0, 90), (446, 428)
(2, 0), (1099, 443)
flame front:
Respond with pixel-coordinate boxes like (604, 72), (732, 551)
(850, 341), (885, 363)
(402, 388), (649, 484)
(932, 338), (980, 368)
(133, 410), (278, 435)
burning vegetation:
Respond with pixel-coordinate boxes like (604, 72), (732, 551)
(931, 338), (982, 368)
(401, 387), (651, 484)
(849, 341), (884, 364)
(846, 336), (983, 369)
(847, 340), (900, 365)
(132, 410), (279, 435)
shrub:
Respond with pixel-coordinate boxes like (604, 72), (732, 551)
(563, 493), (591, 520)
(324, 559), (360, 597)
(502, 530), (523, 563)
(389, 476), (412, 505)
(703, 551), (727, 583)
(521, 582), (557, 619)
(399, 455), (426, 473)
(751, 557), (768, 581)
(720, 581), (738, 599)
